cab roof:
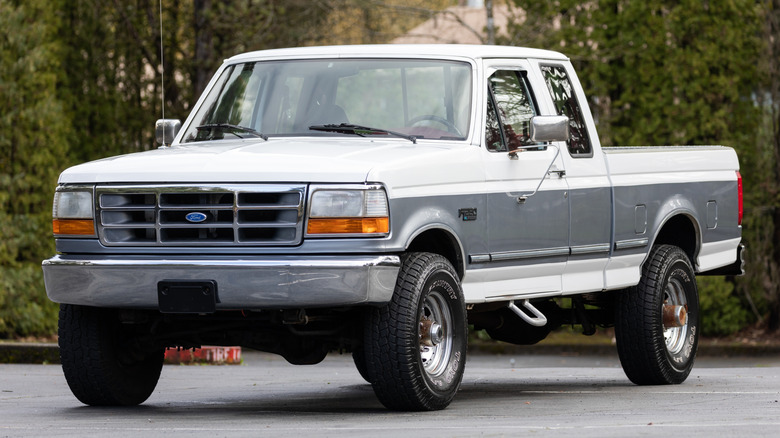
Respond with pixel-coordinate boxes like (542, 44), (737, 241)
(226, 44), (569, 64)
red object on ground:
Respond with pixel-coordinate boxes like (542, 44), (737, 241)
(164, 346), (242, 365)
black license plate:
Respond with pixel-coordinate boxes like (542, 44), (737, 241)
(158, 280), (218, 314)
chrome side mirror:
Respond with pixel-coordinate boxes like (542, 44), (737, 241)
(155, 119), (181, 146)
(530, 115), (570, 143)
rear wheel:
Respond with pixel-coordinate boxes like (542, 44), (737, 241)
(58, 304), (164, 406)
(364, 253), (467, 411)
(615, 245), (699, 385)
(352, 346), (370, 383)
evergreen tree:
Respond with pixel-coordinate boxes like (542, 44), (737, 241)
(505, 0), (768, 334)
(0, 0), (70, 337)
(747, 0), (780, 331)
(1, 0), (447, 338)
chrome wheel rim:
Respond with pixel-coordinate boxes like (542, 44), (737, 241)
(419, 291), (453, 376)
(663, 278), (688, 354)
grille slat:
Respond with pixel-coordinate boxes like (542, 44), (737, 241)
(97, 184), (305, 246)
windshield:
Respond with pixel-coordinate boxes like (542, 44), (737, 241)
(181, 59), (472, 142)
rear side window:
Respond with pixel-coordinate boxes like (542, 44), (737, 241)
(541, 65), (592, 157)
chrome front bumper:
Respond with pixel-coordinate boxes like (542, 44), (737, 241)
(42, 254), (401, 309)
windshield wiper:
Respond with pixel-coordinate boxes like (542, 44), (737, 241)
(196, 123), (268, 140)
(308, 123), (417, 144)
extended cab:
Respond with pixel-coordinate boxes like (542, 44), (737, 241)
(43, 45), (744, 411)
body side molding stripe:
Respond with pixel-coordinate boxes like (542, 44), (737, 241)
(490, 247), (570, 262)
(570, 243), (612, 255)
(470, 241), (628, 264)
(469, 254), (491, 264)
(615, 238), (650, 250)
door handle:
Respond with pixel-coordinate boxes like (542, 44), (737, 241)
(548, 167), (566, 178)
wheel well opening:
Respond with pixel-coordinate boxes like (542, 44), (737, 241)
(406, 229), (464, 279)
(653, 215), (698, 263)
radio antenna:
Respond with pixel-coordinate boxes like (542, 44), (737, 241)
(159, 0), (165, 122)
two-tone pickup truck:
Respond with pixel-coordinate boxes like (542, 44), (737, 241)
(43, 44), (744, 411)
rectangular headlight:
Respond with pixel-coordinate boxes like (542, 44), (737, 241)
(53, 191), (93, 218)
(307, 186), (389, 236)
(53, 190), (95, 236)
(309, 190), (366, 217)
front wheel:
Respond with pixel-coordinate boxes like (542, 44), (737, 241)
(615, 245), (699, 385)
(58, 304), (164, 406)
(364, 253), (467, 411)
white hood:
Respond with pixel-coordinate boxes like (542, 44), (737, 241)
(58, 137), (465, 185)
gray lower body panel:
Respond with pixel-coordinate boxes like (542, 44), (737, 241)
(42, 254), (400, 309)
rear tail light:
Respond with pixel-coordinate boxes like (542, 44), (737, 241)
(737, 171), (743, 226)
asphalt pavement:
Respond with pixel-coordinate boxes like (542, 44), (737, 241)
(1, 350), (778, 437)
(3, 337), (780, 365)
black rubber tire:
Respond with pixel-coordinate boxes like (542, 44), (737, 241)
(364, 252), (467, 411)
(615, 245), (699, 385)
(58, 304), (164, 406)
(351, 347), (370, 383)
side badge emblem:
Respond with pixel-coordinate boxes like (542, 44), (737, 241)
(185, 212), (208, 223)
(458, 208), (477, 221)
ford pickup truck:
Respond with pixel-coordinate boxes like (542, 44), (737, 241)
(43, 44), (744, 411)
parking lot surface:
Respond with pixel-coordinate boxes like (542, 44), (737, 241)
(1, 351), (778, 437)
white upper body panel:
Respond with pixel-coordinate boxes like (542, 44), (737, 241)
(58, 137), (477, 187)
(59, 44), (565, 188)
(604, 145), (740, 182)
(58, 44), (740, 193)
(224, 44), (568, 64)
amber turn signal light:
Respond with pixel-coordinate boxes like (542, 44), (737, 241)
(307, 217), (389, 235)
(53, 219), (95, 235)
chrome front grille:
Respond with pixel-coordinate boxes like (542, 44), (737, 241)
(96, 184), (306, 246)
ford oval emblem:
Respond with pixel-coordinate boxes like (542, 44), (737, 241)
(185, 212), (208, 223)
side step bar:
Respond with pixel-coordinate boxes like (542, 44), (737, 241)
(508, 300), (548, 327)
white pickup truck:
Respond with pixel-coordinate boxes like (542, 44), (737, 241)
(43, 44), (744, 411)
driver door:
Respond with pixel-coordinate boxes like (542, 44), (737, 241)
(479, 62), (570, 300)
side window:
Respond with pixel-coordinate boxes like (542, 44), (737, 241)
(485, 70), (538, 152)
(541, 65), (592, 157)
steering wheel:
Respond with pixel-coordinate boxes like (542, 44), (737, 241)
(408, 115), (463, 136)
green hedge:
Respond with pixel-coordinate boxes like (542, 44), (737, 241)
(697, 276), (749, 337)
(0, 264), (58, 339)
